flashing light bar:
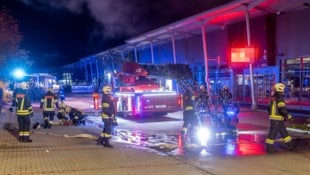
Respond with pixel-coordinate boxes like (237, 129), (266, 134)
(115, 92), (135, 97)
(142, 92), (177, 97)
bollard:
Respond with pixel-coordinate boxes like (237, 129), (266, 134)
(93, 93), (100, 110)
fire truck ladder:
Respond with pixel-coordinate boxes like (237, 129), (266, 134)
(142, 64), (196, 94)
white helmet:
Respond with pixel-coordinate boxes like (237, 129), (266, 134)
(102, 85), (112, 95)
(47, 88), (54, 93)
(20, 82), (29, 89)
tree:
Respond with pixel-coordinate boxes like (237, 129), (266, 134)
(0, 8), (31, 79)
(0, 8), (22, 63)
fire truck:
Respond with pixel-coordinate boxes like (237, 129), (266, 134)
(112, 62), (182, 118)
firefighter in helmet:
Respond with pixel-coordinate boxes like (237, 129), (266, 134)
(265, 83), (294, 154)
(181, 89), (198, 140)
(97, 85), (116, 148)
(220, 86), (232, 103)
(9, 82), (33, 142)
(57, 100), (70, 125)
(195, 84), (209, 112)
(40, 88), (59, 129)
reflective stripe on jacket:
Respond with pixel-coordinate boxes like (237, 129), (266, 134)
(41, 95), (58, 111)
(101, 94), (115, 119)
(268, 98), (285, 121)
(15, 90), (32, 116)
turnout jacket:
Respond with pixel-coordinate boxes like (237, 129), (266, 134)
(267, 94), (292, 121)
(40, 91), (59, 111)
(183, 91), (195, 111)
(13, 89), (32, 115)
(101, 94), (115, 119)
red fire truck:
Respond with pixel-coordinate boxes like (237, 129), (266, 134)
(112, 62), (182, 118)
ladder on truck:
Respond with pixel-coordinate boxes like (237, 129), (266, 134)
(141, 63), (196, 94)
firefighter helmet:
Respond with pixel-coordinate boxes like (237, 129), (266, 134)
(199, 84), (206, 90)
(20, 82), (29, 89)
(47, 88), (54, 93)
(223, 86), (229, 92)
(273, 83), (285, 93)
(102, 85), (112, 95)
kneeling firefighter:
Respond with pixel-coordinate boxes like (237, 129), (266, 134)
(40, 88), (59, 129)
(97, 85), (117, 148)
(265, 83), (294, 154)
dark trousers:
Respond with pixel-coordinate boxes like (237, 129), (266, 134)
(101, 118), (112, 138)
(43, 111), (55, 128)
(17, 115), (31, 140)
(266, 120), (292, 147)
(43, 111), (55, 121)
(182, 110), (198, 134)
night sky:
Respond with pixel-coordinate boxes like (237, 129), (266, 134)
(1, 0), (233, 72)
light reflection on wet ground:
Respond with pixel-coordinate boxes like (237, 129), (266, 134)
(114, 127), (268, 157)
(87, 111), (309, 158)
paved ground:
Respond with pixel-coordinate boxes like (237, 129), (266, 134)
(0, 94), (310, 175)
(0, 105), (213, 175)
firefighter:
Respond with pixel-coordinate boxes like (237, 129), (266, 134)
(181, 89), (198, 141)
(97, 85), (116, 148)
(57, 100), (69, 125)
(40, 88), (59, 129)
(9, 82), (33, 142)
(265, 83), (294, 154)
(219, 86), (239, 128)
(220, 86), (232, 103)
(195, 84), (209, 112)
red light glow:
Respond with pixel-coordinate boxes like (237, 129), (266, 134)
(231, 47), (257, 63)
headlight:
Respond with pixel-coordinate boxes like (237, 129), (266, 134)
(196, 127), (211, 146)
(226, 110), (235, 116)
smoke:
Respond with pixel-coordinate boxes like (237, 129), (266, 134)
(20, 0), (146, 38)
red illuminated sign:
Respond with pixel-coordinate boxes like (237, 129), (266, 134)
(230, 47), (258, 63)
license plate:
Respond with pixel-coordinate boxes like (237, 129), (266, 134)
(155, 105), (166, 108)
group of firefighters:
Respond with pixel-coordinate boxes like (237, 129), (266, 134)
(181, 82), (295, 154)
(8, 81), (295, 153)
(181, 84), (235, 138)
(8, 82), (116, 148)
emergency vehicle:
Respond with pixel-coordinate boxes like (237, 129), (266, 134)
(112, 62), (182, 118)
(13, 73), (59, 101)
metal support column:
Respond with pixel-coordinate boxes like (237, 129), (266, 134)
(299, 57), (303, 102)
(134, 47), (138, 63)
(172, 35), (177, 64)
(89, 62), (94, 88)
(95, 58), (99, 89)
(84, 62), (88, 82)
(150, 42), (154, 64)
(201, 21), (210, 95)
(245, 6), (257, 110)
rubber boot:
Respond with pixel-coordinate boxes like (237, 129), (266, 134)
(266, 144), (277, 154)
(286, 141), (295, 151)
(24, 138), (32, 142)
(103, 137), (113, 148)
(19, 136), (24, 142)
(44, 119), (49, 129)
(96, 136), (105, 145)
(48, 120), (53, 129)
